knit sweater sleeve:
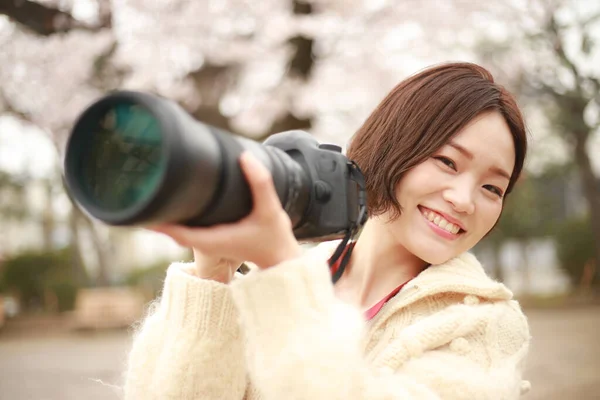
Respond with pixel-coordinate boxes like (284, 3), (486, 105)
(230, 255), (531, 400)
(124, 262), (247, 400)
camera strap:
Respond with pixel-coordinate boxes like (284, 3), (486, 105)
(329, 161), (368, 284)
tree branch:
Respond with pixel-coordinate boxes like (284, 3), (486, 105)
(0, 0), (110, 36)
(547, 14), (584, 91)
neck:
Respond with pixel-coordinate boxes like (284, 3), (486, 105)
(335, 215), (428, 309)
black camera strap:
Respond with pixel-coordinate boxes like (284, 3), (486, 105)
(329, 161), (368, 284)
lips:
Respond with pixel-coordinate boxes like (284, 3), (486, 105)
(418, 206), (467, 234)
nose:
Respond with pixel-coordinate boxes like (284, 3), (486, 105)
(443, 180), (475, 215)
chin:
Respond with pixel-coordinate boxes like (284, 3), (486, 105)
(410, 243), (459, 266)
(421, 253), (455, 266)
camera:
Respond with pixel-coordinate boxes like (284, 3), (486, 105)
(63, 91), (366, 241)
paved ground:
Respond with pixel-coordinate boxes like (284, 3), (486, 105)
(0, 306), (599, 399)
(0, 331), (131, 400)
(524, 306), (600, 400)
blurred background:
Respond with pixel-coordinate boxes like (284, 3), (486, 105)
(0, 0), (599, 398)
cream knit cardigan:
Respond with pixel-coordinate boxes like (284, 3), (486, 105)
(124, 242), (531, 399)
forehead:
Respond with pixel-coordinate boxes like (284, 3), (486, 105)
(450, 111), (515, 173)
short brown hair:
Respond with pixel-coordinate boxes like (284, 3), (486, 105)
(346, 62), (527, 218)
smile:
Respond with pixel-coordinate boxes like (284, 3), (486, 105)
(418, 206), (466, 239)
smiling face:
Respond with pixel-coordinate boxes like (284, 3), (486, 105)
(386, 111), (516, 265)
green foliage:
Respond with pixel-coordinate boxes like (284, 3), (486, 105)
(495, 181), (541, 239)
(553, 216), (595, 286)
(484, 174), (558, 245)
(124, 260), (170, 299)
(0, 248), (80, 312)
(49, 282), (78, 312)
(0, 273), (6, 293)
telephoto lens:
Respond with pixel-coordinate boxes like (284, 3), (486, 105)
(64, 91), (312, 230)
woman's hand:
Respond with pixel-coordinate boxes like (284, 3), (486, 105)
(150, 152), (302, 279)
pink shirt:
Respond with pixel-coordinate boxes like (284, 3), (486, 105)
(329, 243), (412, 321)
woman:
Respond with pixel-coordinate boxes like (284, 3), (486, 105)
(124, 62), (531, 399)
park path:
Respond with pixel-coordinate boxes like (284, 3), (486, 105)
(525, 306), (600, 399)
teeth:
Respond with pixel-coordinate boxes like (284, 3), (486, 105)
(422, 209), (461, 235)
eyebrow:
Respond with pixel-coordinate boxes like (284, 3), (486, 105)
(447, 141), (511, 181)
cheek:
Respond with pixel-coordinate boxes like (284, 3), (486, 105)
(394, 164), (439, 203)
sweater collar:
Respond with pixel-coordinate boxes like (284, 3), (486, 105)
(366, 251), (513, 332)
(408, 252), (513, 301)
(318, 240), (513, 303)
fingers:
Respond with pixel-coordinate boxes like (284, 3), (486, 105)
(145, 152), (292, 262)
(239, 152), (284, 218)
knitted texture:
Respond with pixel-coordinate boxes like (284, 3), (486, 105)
(124, 243), (531, 399)
(123, 263), (247, 400)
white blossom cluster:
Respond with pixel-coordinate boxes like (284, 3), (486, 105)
(0, 0), (484, 147)
(0, 0), (597, 157)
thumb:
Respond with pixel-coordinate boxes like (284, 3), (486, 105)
(239, 152), (283, 217)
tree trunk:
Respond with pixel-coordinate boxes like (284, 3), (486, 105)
(520, 241), (531, 296)
(41, 179), (54, 251)
(62, 179), (110, 286)
(79, 215), (111, 286)
(573, 133), (600, 286)
(68, 206), (89, 287)
(491, 241), (504, 282)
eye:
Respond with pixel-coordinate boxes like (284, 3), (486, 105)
(434, 156), (457, 171)
(484, 185), (504, 198)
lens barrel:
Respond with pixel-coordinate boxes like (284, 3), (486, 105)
(64, 91), (311, 228)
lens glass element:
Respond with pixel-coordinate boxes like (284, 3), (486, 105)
(79, 102), (165, 211)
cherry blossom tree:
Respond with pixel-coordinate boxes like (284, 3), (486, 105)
(2, 0), (548, 284)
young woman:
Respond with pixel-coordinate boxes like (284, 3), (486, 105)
(124, 62), (531, 399)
